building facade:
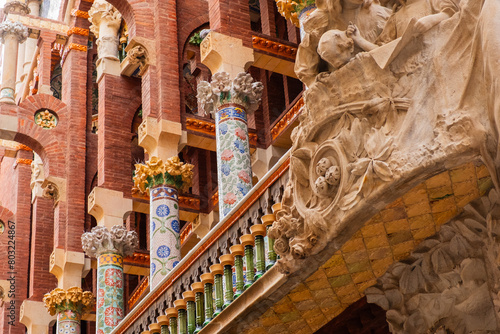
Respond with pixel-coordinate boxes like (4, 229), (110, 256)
(0, 0), (499, 333)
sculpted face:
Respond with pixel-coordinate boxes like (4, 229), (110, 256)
(318, 30), (354, 70)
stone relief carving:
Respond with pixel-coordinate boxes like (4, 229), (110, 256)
(127, 45), (149, 73)
(0, 20), (28, 43)
(273, 0), (500, 275)
(42, 182), (59, 202)
(196, 72), (264, 115)
(88, 0), (122, 60)
(81, 225), (139, 258)
(3, 1), (30, 15)
(365, 189), (500, 334)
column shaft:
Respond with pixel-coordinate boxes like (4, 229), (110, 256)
(1, 34), (20, 102)
(97, 252), (124, 333)
(150, 185), (181, 288)
(57, 310), (81, 334)
(216, 104), (252, 217)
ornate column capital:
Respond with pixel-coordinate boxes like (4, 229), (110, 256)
(43, 287), (95, 317)
(0, 20), (28, 44)
(196, 72), (263, 116)
(81, 225), (138, 258)
(3, 1), (30, 15)
(88, 0), (122, 38)
(133, 156), (194, 194)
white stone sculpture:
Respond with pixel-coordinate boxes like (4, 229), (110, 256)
(0, 20), (28, 43)
(272, 0), (500, 277)
(88, 0), (122, 61)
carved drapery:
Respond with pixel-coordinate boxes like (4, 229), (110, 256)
(365, 189), (500, 334)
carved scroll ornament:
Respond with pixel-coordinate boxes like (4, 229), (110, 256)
(81, 225), (138, 258)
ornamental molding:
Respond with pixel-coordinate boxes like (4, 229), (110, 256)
(0, 20), (28, 43)
(366, 189), (500, 334)
(196, 72), (264, 116)
(81, 225), (139, 258)
(71, 9), (89, 19)
(252, 35), (297, 60)
(133, 156), (194, 194)
(126, 45), (149, 74)
(271, 96), (304, 140)
(43, 287), (95, 316)
(3, 1), (30, 15)
(67, 27), (89, 37)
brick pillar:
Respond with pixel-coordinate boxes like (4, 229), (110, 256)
(61, 0), (91, 252)
(29, 196), (57, 300)
(36, 31), (57, 95)
(260, 0), (277, 36)
(207, 0), (252, 47)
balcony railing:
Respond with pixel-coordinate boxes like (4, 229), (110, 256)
(112, 151), (290, 334)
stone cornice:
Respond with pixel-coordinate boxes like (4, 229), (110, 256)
(271, 96), (304, 140)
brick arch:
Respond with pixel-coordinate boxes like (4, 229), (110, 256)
(180, 18), (209, 52)
(105, 0), (155, 40)
(13, 94), (69, 178)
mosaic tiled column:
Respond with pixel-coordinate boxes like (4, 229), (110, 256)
(81, 225), (138, 334)
(197, 72), (263, 217)
(134, 156), (194, 289)
(43, 287), (95, 334)
(0, 20), (28, 104)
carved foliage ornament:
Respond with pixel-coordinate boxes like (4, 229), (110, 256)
(0, 20), (28, 43)
(3, 1), (30, 15)
(81, 225), (139, 258)
(133, 156), (194, 194)
(196, 72), (264, 116)
(275, 0), (315, 27)
(365, 189), (500, 334)
(34, 109), (58, 129)
(43, 287), (95, 316)
(88, 0), (122, 38)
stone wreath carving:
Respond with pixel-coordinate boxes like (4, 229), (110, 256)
(196, 72), (264, 115)
(81, 225), (138, 258)
(0, 20), (28, 43)
(365, 189), (500, 334)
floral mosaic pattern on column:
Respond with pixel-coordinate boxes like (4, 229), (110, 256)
(197, 72), (264, 217)
(134, 156), (194, 288)
(216, 105), (253, 216)
(150, 185), (181, 287)
(43, 287), (95, 334)
(81, 225), (138, 334)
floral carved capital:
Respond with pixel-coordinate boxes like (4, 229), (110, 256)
(43, 287), (95, 317)
(88, 0), (122, 38)
(81, 225), (138, 258)
(133, 156), (194, 194)
(0, 20), (28, 43)
(3, 1), (30, 15)
(196, 72), (264, 116)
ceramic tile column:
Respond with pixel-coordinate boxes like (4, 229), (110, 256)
(0, 20), (28, 104)
(134, 156), (194, 288)
(43, 287), (95, 334)
(197, 72), (263, 217)
(81, 225), (138, 333)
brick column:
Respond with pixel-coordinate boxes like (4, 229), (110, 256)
(43, 287), (94, 334)
(197, 73), (263, 217)
(36, 31), (57, 95)
(81, 226), (138, 333)
(0, 21), (28, 104)
(133, 157), (193, 289)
